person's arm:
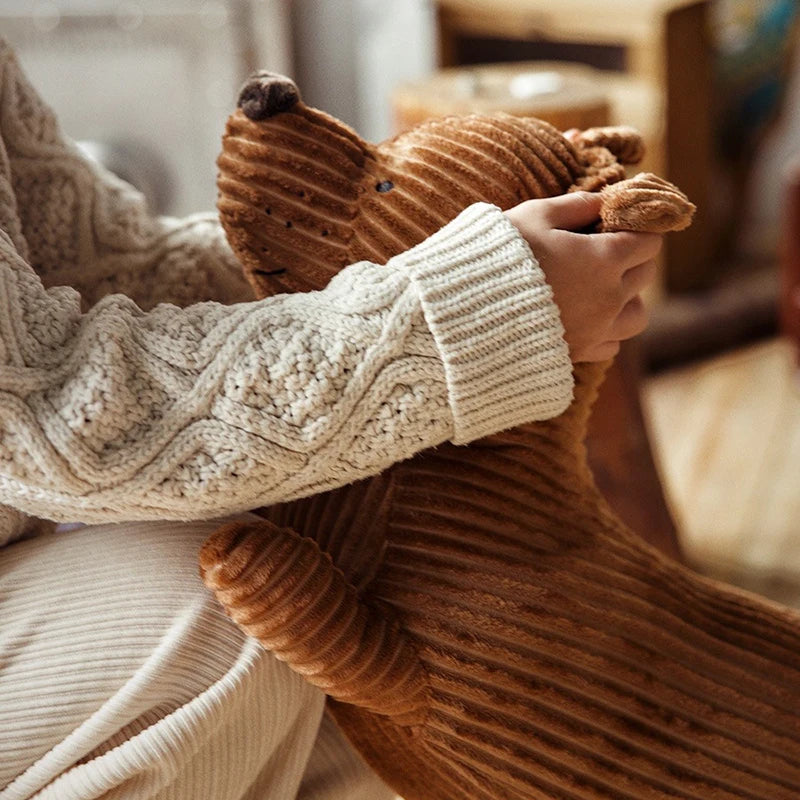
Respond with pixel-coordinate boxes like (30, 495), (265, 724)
(0, 202), (573, 524)
(28, 177), (255, 311)
(1, 41), (252, 312)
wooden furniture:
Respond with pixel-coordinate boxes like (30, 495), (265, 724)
(435, 0), (715, 293)
(393, 61), (610, 133)
(587, 341), (682, 562)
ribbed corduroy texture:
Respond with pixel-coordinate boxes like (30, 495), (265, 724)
(202, 74), (800, 800)
(1, 517), (398, 799)
(202, 520), (429, 725)
(203, 372), (800, 800)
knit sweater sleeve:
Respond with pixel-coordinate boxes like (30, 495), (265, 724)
(0, 203), (573, 523)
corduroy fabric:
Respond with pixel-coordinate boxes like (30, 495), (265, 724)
(204, 73), (800, 800)
(203, 369), (800, 800)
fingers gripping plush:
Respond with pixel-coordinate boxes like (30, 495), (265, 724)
(205, 73), (800, 800)
(505, 192), (664, 362)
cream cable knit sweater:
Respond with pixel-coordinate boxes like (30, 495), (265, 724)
(0, 40), (573, 541)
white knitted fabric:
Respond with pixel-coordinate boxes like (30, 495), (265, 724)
(0, 38), (573, 538)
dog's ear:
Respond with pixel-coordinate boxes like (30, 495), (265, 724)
(574, 125), (646, 165)
(217, 71), (372, 297)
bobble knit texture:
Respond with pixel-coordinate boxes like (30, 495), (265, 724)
(0, 41), (572, 539)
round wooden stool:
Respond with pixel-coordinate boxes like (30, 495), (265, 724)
(392, 61), (610, 133)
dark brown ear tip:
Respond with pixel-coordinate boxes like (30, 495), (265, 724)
(237, 71), (300, 120)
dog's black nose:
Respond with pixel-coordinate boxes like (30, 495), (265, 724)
(237, 72), (300, 120)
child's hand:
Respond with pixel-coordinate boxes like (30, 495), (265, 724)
(505, 193), (662, 363)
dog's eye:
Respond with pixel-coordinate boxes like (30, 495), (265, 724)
(375, 180), (394, 193)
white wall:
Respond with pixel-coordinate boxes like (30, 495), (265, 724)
(0, 1), (293, 216)
(291, 0), (436, 142)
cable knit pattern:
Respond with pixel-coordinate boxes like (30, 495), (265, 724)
(0, 40), (572, 532)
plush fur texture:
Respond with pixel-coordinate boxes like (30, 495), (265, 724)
(202, 73), (800, 800)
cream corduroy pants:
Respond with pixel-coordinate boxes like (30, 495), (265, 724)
(0, 517), (395, 800)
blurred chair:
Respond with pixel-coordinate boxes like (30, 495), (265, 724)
(434, 0), (715, 293)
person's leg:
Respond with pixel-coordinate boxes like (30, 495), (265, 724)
(0, 518), (326, 800)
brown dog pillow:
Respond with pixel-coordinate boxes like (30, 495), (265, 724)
(200, 73), (800, 800)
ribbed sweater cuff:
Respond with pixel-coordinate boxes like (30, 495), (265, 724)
(399, 203), (574, 444)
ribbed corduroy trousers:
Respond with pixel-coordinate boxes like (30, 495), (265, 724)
(0, 517), (395, 800)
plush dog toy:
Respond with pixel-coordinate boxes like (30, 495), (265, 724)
(201, 73), (800, 800)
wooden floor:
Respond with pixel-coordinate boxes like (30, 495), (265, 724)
(642, 338), (800, 609)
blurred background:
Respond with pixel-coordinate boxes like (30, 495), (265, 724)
(3, 0), (799, 606)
